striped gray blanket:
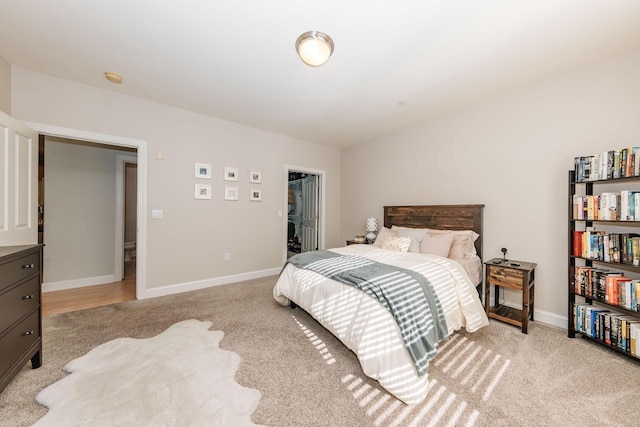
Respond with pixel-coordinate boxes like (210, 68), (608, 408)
(284, 250), (448, 376)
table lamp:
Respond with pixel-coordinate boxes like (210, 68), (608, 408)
(365, 217), (378, 243)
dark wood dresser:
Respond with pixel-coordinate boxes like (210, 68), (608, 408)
(0, 244), (43, 393)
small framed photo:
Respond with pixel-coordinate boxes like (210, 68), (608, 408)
(224, 186), (239, 201)
(250, 188), (262, 202)
(224, 166), (239, 181)
(195, 163), (211, 179)
(249, 170), (262, 184)
(194, 184), (211, 200)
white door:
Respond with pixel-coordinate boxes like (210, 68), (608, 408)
(0, 111), (38, 245)
(301, 174), (319, 252)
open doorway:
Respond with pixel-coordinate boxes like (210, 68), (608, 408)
(285, 165), (326, 259)
(27, 121), (147, 302)
(39, 136), (138, 315)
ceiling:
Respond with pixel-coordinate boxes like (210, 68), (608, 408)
(1, 1), (640, 148)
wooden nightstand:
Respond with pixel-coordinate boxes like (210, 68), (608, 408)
(346, 239), (369, 246)
(484, 258), (537, 334)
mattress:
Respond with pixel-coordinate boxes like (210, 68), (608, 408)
(273, 245), (489, 405)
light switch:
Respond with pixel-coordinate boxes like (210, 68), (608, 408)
(156, 151), (164, 160)
(151, 209), (163, 219)
(277, 210), (283, 218)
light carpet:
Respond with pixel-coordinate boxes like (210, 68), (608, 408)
(1, 276), (639, 426)
(33, 319), (262, 426)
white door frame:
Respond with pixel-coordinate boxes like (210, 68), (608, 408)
(25, 122), (148, 300)
(115, 154), (137, 281)
(283, 164), (326, 263)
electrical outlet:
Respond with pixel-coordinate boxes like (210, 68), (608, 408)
(224, 253), (231, 261)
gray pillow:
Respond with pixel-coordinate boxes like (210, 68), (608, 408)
(391, 226), (427, 253)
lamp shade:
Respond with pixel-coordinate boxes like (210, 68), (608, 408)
(295, 31), (334, 67)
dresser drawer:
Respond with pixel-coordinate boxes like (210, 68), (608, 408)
(0, 276), (40, 333)
(0, 310), (40, 376)
(0, 252), (40, 291)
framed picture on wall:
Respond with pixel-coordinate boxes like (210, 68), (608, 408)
(250, 188), (262, 201)
(224, 166), (239, 181)
(195, 163), (211, 179)
(224, 186), (239, 201)
(194, 184), (211, 200)
(249, 170), (262, 184)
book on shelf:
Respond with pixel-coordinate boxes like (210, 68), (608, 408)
(573, 266), (640, 310)
(572, 231), (583, 257)
(576, 231), (640, 264)
(574, 147), (640, 182)
(618, 317), (639, 352)
(631, 322), (640, 355)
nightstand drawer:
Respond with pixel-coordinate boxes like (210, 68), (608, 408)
(0, 276), (40, 333)
(489, 267), (524, 289)
(0, 252), (40, 292)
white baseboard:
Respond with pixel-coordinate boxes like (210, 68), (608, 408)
(43, 274), (117, 293)
(531, 307), (567, 329)
(141, 267), (281, 299)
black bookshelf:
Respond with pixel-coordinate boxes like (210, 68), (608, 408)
(568, 169), (640, 363)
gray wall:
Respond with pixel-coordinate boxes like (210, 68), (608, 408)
(341, 48), (640, 326)
(0, 54), (10, 114)
(43, 137), (133, 284)
(12, 68), (342, 290)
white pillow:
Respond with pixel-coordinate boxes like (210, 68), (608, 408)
(373, 227), (396, 248)
(391, 226), (428, 253)
(426, 229), (479, 259)
(419, 232), (455, 257)
(381, 236), (411, 253)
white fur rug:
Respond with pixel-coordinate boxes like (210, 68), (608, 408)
(34, 319), (263, 426)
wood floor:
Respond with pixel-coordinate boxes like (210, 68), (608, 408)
(42, 278), (136, 317)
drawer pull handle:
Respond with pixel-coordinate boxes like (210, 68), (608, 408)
(23, 330), (34, 336)
(22, 294), (34, 300)
(22, 263), (35, 269)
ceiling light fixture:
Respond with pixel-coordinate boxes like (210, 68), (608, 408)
(104, 71), (123, 84)
(295, 31), (334, 67)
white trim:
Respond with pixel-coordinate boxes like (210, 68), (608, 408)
(283, 164), (326, 263)
(115, 154), (137, 281)
(23, 122), (147, 300)
(43, 274), (116, 293)
(531, 308), (567, 329)
(143, 267), (281, 299)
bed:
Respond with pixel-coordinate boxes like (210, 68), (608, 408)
(273, 204), (489, 405)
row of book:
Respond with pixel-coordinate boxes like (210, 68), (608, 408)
(574, 304), (640, 357)
(574, 147), (640, 182)
(574, 266), (640, 311)
(572, 231), (640, 265)
(572, 191), (640, 221)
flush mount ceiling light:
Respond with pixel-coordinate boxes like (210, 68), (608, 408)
(104, 71), (123, 84)
(295, 31), (334, 67)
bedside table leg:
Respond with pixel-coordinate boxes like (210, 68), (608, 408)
(530, 283), (535, 321)
(522, 275), (529, 334)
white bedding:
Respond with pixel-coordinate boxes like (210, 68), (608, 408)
(273, 245), (489, 405)
(454, 256), (483, 287)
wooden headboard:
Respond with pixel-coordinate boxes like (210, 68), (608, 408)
(383, 204), (485, 260)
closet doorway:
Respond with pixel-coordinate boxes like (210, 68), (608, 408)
(285, 165), (326, 259)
